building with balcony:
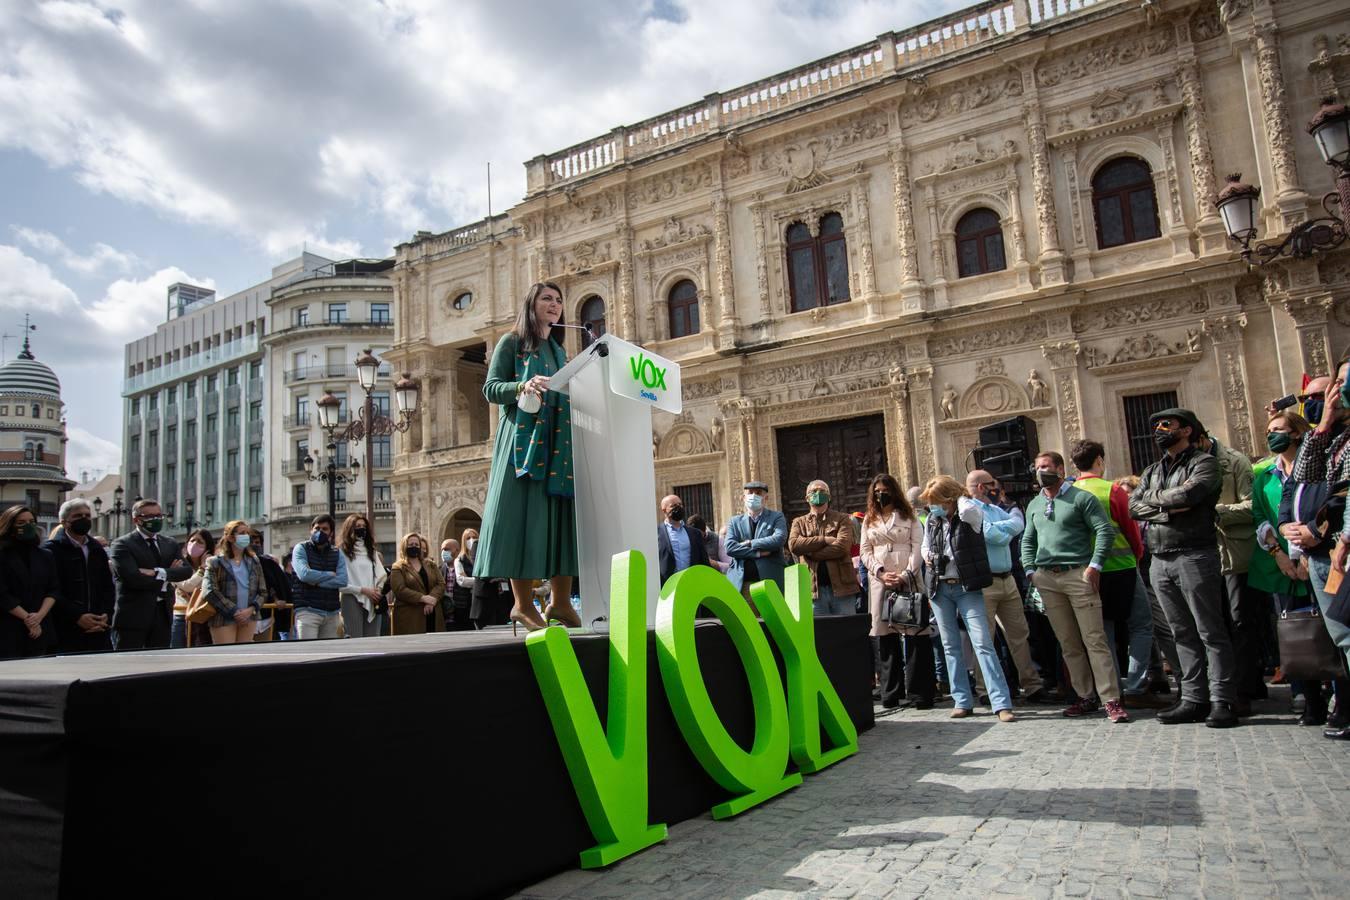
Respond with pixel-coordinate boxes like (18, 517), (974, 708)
(122, 252), (333, 545)
(63, 472), (124, 541)
(263, 258), (398, 558)
(0, 336), (76, 536)
(386, 0), (1350, 541)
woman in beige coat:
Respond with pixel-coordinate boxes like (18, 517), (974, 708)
(859, 473), (935, 709)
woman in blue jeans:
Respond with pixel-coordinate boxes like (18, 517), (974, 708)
(919, 475), (1015, 722)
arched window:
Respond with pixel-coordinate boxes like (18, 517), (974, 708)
(31, 404), (40, 418)
(667, 280), (700, 339)
(954, 208), (1007, 277)
(1092, 157), (1161, 248)
(579, 295), (606, 349)
(786, 212), (850, 312)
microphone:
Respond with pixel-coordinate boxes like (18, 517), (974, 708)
(551, 323), (607, 356)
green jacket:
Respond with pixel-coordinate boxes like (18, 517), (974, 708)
(1212, 439), (1255, 575)
(1248, 456), (1290, 595)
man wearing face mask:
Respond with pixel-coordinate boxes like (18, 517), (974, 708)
(291, 514), (348, 640)
(109, 498), (194, 651)
(1129, 408), (1236, 727)
(1021, 452), (1126, 722)
(788, 480), (861, 616)
(725, 481), (788, 607)
(44, 499), (115, 653)
(657, 494), (711, 589)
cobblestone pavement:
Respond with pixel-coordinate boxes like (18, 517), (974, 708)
(518, 687), (1348, 899)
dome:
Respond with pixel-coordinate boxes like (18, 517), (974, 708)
(0, 341), (61, 399)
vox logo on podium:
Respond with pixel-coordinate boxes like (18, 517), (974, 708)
(607, 342), (681, 412)
(628, 354), (668, 391)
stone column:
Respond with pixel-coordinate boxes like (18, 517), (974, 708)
(751, 196), (773, 339)
(616, 221), (637, 341)
(1203, 314), (1254, 456)
(717, 396), (756, 504)
(1254, 25), (1302, 202)
(907, 366), (939, 484)
(852, 179), (880, 319)
(1175, 24), (1226, 254)
(1041, 341), (1083, 444)
(1282, 295), (1335, 379)
(712, 191), (739, 348)
(1022, 87), (1067, 286)
(887, 140), (923, 312)
(886, 368), (917, 488)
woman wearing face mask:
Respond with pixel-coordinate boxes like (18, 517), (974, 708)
(0, 506), (60, 659)
(337, 513), (387, 639)
(199, 520), (267, 645)
(171, 528), (215, 648)
(390, 532), (446, 635)
(919, 476), (1015, 722)
(476, 283), (580, 632)
(859, 474), (935, 709)
(452, 528), (481, 630)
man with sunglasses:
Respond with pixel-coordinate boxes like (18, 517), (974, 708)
(109, 498), (194, 650)
(1129, 408), (1236, 728)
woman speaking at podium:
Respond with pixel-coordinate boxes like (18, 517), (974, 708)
(476, 282), (581, 632)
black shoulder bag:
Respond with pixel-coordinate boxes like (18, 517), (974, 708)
(881, 569), (928, 630)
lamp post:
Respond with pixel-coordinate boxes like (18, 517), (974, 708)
(1218, 97), (1350, 264)
(175, 498), (211, 537)
(102, 485), (128, 534)
(322, 349), (419, 527)
(305, 391), (360, 521)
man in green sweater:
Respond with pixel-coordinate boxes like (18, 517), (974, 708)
(1021, 451), (1127, 723)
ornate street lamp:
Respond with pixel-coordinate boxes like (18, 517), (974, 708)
(1220, 98), (1350, 265)
(323, 349), (420, 526)
(303, 443), (359, 520)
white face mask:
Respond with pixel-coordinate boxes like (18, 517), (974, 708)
(745, 494), (764, 513)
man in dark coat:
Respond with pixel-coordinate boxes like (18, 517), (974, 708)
(657, 493), (711, 588)
(44, 499), (114, 653)
(109, 498), (193, 650)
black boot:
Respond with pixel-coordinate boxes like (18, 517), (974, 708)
(1205, 702), (1240, 729)
(1157, 700), (1210, 724)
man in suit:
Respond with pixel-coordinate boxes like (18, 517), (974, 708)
(657, 494), (712, 589)
(44, 498), (114, 653)
(109, 498), (193, 650)
(725, 480), (788, 607)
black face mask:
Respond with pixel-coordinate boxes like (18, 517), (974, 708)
(1153, 428), (1182, 449)
(1036, 469), (1062, 489)
(1304, 398), (1325, 426)
(668, 506), (685, 522)
(406, 546), (421, 558)
(69, 518), (93, 536)
(874, 492), (893, 507)
(354, 528), (367, 539)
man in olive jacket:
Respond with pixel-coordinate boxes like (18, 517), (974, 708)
(787, 479), (860, 616)
(1129, 408), (1237, 728)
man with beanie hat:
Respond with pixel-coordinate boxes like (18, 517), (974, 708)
(1129, 408), (1239, 728)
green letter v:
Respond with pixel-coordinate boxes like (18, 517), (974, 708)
(525, 550), (667, 867)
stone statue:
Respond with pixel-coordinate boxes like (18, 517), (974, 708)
(710, 417), (724, 451)
(940, 383), (958, 420)
(1186, 329), (1202, 353)
(1028, 369), (1049, 407)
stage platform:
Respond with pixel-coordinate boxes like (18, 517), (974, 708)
(0, 616), (873, 899)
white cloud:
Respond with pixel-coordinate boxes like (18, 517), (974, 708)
(10, 226), (138, 274)
(0, 0), (968, 254)
(65, 425), (122, 482)
(87, 266), (217, 338)
(0, 244), (81, 312)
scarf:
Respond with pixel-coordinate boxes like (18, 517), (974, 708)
(511, 336), (575, 498)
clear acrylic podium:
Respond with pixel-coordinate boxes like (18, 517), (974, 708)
(551, 334), (681, 630)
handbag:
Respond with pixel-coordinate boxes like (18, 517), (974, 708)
(1276, 591), (1346, 681)
(881, 571), (928, 630)
(184, 583), (215, 625)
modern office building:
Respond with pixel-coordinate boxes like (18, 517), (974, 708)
(0, 336), (76, 536)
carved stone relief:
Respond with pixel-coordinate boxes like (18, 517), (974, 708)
(900, 68), (1023, 127)
(658, 424), (713, 459)
(1034, 31), (1174, 88)
(756, 113), (888, 192)
(1070, 293), (1210, 332)
(1082, 331), (1202, 368)
(641, 216), (710, 250)
(931, 318), (1050, 359)
(1255, 25), (1301, 198)
(959, 377), (1030, 418)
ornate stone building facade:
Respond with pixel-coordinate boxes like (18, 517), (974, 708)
(387, 0), (1350, 541)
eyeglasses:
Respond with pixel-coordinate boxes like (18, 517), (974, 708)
(1044, 496), (1055, 520)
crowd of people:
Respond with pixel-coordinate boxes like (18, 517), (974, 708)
(656, 396), (1350, 739)
(0, 497), (520, 658)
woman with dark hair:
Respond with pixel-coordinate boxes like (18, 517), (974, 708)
(920, 476), (1014, 722)
(171, 527), (215, 648)
(199, 519), (268, 645)
(337, 512), (386, 638)
(390, 532), (445, 634)
(859, 474), (935, 709)
(0, 505), (60, 659)
(476, 282), (581, 632)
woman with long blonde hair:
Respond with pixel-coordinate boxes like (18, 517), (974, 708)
(200, 519), (267, 645)
(389, 532), (445, 634)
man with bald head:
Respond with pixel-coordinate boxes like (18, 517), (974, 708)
(966, 469), (1052, 704)
(657, 493), (711, 588)
(788, 479), (860, 616)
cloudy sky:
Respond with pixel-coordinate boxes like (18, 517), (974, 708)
(1, 0), (964, 480)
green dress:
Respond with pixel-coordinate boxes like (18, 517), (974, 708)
(475, 333), (579, 580)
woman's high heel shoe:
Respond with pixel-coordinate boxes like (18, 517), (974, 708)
(509, 610), (546, 635)
(543, 602), (582, 629)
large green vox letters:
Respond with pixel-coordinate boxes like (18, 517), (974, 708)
(525, 552), (858, 869)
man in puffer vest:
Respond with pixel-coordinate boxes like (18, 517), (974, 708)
(291, 514), (348, 640)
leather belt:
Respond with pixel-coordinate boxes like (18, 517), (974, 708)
(1042, 564), (1079, 574)
(938, 577), (961, 584)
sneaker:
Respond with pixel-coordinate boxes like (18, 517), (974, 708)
(1104, 700), (1130, 723)
(1270, 667), (1287, 685)
(950, 707), (973, 719)
(1062, 697), (1100, 718)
